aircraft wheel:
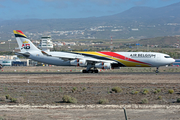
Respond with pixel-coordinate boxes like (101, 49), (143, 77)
(155, 70), (159, 73)
(82, 70), (87, 73)
(94, 70), (98, 73)
(88, 70), (93, 73)
(155, 67), (159, 73)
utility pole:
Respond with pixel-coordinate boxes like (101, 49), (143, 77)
(8, 39), (11, 50)
(123, 108), (128, 120)
(110, 36), (113, 51)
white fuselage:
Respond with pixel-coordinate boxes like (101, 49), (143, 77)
(28, 51), (175, 67)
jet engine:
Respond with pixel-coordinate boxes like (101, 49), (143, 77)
(95, 62), (111, 69)
(78, 59), (87, 66)
(70, 59), (87, 66)
(70, 59), (79, 66)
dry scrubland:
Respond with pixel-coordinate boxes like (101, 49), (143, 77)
(0, 66), (180, 120)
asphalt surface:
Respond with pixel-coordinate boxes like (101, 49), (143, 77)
(0, 72), (179, 74)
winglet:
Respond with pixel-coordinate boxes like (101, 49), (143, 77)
(13, 30), (27, 38)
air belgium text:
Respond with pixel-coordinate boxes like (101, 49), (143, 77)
(130, 54), (156, 58)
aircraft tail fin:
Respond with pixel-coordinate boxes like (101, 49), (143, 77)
(13, 30), (40, 52)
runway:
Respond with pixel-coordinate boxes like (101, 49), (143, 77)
(0, 72), (179, 74)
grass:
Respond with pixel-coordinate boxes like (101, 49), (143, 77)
(72, 87), (77, 92)
(82, 87), (86, 91)
(10, 97), (17, 103)
(5, 94), (10, 99)
(168, 89), (174, 94)
(142, 88), (149, 95)
(158, 96), (162, 100)
(59, 87), (63, 92)
(153, 89), (161, 94)
(112, 86), (122, 93)
(62, 95), (77, 104)
(131, 90), (139, 95)
(141, 98), (148, 104)
(99, 98), (109, 104)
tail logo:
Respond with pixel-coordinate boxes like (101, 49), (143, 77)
(23, 40), (29, 44)
(22, 41), (30, 49)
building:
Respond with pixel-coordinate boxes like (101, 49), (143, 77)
(0, 55), (21, 66)
(173, 59), (180, 66)
(38, 36), (53, 52)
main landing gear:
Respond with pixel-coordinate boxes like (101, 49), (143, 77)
(82, 64), (99, 73)
(82, 69), (98, 73)
(155, 67), (159, 73)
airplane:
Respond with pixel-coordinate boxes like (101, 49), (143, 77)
(13, 30), (175, 73)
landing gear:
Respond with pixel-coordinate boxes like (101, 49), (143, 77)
(82, 64), (99, 73)
(82, 64), (98, 73)
(155, 67), (159, 73)
(82, 69), (98, 73)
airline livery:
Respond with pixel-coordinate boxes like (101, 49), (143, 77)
(14, 30), (175, 73)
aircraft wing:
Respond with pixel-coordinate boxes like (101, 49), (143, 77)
(15, 52), (30, 58)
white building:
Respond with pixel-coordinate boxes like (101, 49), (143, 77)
(38, 36), (53, 52)
(0, 55), (21, 66)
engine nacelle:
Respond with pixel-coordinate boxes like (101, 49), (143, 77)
(79, 59), (87, 66)
(70, 59), (79, 66)
(95, 62), (111, 69)
(70, 59), (87, 67)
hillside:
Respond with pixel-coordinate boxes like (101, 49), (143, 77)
(0, 2), (180, 40)
(139, 36), (180, 47)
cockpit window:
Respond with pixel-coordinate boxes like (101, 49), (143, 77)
(164, 56), (171, 58)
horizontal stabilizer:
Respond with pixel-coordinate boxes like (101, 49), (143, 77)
(15, 52), (30, 58)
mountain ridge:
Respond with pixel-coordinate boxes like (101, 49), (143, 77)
(0, 2), (180, 40)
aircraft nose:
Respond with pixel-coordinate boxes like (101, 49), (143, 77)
(171, 58), (175, 63)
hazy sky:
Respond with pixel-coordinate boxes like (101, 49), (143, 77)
(0, 0), (180, 20)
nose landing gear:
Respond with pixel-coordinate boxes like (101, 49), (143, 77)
(155, 67), (159, 73)
(82, 69), (98, 73)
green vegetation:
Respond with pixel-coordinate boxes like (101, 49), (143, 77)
(5, 94), (10, 99)
(142, 88), (149, 95)
(82, 87), (86, 91)
(10, 97), (17, 103)
(131, 90), (139, 95)
(141, 98), (148, 104)
(112, 86), (122, 93)
(59, 87), (63, 92)
(72, 87), (77, 92)
(168, 89), (174, 94)
(157, 89), (161, 93)
(99, 98), (109, 104)
(158, 96), (162, 100)
(153, 89), (161, 94)
(62, 95), (77, 104)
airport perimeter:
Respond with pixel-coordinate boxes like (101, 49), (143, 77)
(0, 66), (180, 120)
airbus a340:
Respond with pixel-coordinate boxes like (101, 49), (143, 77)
(14, 30), (175, 73)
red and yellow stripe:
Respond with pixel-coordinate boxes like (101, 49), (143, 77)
(75, 51), (151, 67)
(13, 30), (27, 38)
